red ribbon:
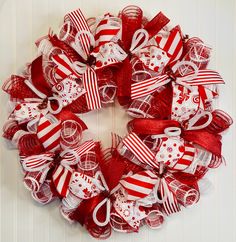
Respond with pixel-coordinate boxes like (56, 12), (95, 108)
(31, 56), (53, 97)
(144, 12), (170, 39)
(127, 118), (222, 156)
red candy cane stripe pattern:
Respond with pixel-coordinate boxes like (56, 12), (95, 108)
(131, 74), (170, 99)
(21, 153), (54, 172)
(160, 178), (181, 215)
(131, 69), (224, 100)
(82, 67), (102, 110)
(52, 54), (81, 80)
(169, 143), (195, 170)
(155, 26), (183, 64)
(64, 9), (91, 57)
(37, 114), (61, 152)
(52, 140), (96, 197)
(94, 16), (120, 46)
(122, 132), (158, 168)
(179, 70), (225, 86)
(120, 170), (157, 200)
(53, 165), (72, 197)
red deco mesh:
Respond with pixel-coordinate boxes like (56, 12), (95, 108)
(2, 75), (39, 100)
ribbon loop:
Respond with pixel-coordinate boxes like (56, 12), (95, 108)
(73, 30), (95, 60)
(130, 29), (149, 53)
(93, 198), (111, 227)
(185, 109), (213, 131)
(164, 127), (181, 137)
(21, 153), (54, 172)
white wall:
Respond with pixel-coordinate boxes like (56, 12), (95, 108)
(0, 0), (236, 242)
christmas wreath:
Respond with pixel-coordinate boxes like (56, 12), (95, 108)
(2, 5), (233, 239)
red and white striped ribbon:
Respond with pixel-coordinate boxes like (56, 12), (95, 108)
(37, 114), (61, 152)
(120, 170), (157, 200)
(159, 177), (181, 215)
(131, 74), (170, 99)
(169, 143), (195, 170)
(52, 140), (96, 197)
(82, 67), (102, 110)
(21, 152), (54, 172)
(94, 15), (120, 47)
(61, 140), (96, 165)
(52, 54), (82, 80)
(131, 69), (224, 99)
(122, 132), (158, 168)
(111, 132), (122, 149)
(177, 69), (225, 86)
(155, 25), (183, 65)
(52, 54), (101, 110)
(64, 8), (91, 57)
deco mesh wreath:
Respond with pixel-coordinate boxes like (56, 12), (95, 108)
(2, 5), (233, 239)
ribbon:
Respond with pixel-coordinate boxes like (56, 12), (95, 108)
(119, 132), (200, 215)
(127, 119), (222, 157)
(57, 8), (126, 110)
(144, 11), (170, 39)
(20, 140), (96, 197)
(114, 8), (171, 106)
(154, 25), (184, 67)
(52, 140), (96, 197)
(131, 65), (225, 99)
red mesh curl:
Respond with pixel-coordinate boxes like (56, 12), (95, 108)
(148, 84), (173, 119)
(18, 134), (45, 156)
(2, 75), (38, 100)
(2, 120), (21, 140)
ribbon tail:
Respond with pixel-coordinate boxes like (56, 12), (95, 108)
(21, 153), (54, 172)
(64, 9), (91, 57)
(131, 74), (170, 99)
(181, 70), (225, 86)
(52, 164), (72, 197)
(122, 132), (158, 168)
(144, 12), (170, 39)
(115, 57), (132, 106)
(159, 178), (181, 215)
(82, 68), (102, 110)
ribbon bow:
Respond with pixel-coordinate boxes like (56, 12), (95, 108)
(21, 140), (96, 197)
(119, 131), (200, 215)
(52, 9), (127, 110)
(131, 59), (225, 100)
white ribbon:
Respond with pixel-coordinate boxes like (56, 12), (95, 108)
(60, 149), (81, 172)
(186, 109), (213, 131)
(151, 127), (182, 140)
(130, 29), (149, 53)
(92, 171), (121, 227)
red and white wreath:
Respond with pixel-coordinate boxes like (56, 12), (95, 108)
(2, 5), (233, 239)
